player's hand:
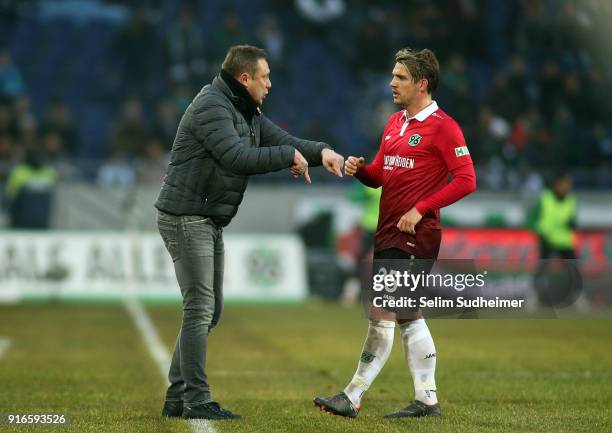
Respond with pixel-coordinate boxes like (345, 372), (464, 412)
(321, 148), (344, 177)
(397, 207), (422, 235)
(291, 149), (311, 183)
(344, 156), (365, 176)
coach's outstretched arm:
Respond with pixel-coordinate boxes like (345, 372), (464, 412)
(194, 102), (296, 176)
(260, 115), (344, 177)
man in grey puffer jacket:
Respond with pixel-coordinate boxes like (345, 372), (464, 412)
(156, 45), (344, 420)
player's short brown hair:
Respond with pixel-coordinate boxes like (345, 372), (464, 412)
(395, 48), (440, 94)
(221, 45), (267, 79)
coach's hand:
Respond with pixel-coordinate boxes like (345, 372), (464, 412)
(344, 156), (365, 176)
(397, 207), (422, 235)
(321, 148), (344, 177)
(291, 149), (311, 183)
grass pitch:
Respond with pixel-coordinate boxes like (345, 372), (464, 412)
(0, 301), (610, 433)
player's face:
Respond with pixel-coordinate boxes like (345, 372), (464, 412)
(243, 58), (271, 105)
(390, 63), (424, 108)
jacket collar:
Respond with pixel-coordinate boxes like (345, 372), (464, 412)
(214, 70), (261, 121)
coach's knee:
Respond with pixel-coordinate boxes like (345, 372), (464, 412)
(182, 306), (214, 331)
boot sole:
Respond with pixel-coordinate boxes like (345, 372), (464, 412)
(313, 399), (358, 418)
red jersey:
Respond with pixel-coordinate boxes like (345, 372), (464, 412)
(356, 101), (475, 259)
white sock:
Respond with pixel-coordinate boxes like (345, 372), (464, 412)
(400, 318), (438, 405)
(343, 319), (395, 405)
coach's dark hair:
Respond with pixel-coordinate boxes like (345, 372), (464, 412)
(221, 45), (267, 78)
(395, 48), (440, 94)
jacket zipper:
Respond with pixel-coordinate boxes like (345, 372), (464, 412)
(249, 122), (256, 146)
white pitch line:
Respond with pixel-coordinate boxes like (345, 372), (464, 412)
(0, 338), (11, 359)
(124, 298), (218, 433)
(125, 299), (171, 378)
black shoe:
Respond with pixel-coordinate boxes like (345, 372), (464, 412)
(384, 400), (441, 418)
(313, 392), (360, 418)
(161, 400), (183, 418)
(183, 401), (242, 420)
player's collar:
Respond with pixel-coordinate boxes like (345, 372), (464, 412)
(401, 100), (438, 122)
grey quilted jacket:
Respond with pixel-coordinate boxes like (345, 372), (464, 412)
(154, 72), (330, 226)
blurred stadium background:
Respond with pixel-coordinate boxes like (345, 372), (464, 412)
(0, 1), (611, 432)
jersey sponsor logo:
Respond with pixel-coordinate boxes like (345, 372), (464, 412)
(454, 146), (470, 157)
(408, 133), (422, 146)
(384, 154), (414, 170)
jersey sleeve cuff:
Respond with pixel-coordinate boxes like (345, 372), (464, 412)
(415, 202), (429, 215)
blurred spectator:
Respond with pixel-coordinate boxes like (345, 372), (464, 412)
(97, 151), (136, 187)
(0, 50), (24, 100)
(0, 134), (15, 181)
(12, 94), (32, 118)
(295, 0), (345, 24)
(40, 98), (77, 156)
(5, 148), (57, 229)
(41, 130), (66, 159)
(165, 5), (207, 85)
(111, 8), (157, 96)
(561, 73), (589, 124)
(550, 104), (576, 163)
(352, 10), (390, 74)
(111, 97), (149, 158)
(585, 123), (611, 168)
(442, 53), (470, 98)
(169, 82), (193, 113)
(479, 156), (506, 191)
(41, 129), (78, 179)
(210, 12), (245, 68)
(137, 135), (167, 184)
(486, 73), (522, 122)
(13, 94), (37, 149)
(515, 0), (555, 56)
(441, 53), (471, 121)
(507, 54), (531, 108)
(0, 101), (17, 138)
(538, 60), (563, 122)
(520, 108), (552, 168)
(256, 14), (284, 67)
(584, 68), (612, 123)
(153, 99), (179, 147)
(445, 0), (486, 60)
(520, 167), (544, 198)
(476, 106), (511, 161)
(593, 123), (612, 160)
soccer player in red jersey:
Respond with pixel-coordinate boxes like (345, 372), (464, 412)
(314, 48), (476, 418)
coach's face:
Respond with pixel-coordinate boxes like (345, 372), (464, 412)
(390, 63), (424, 108)
(243, 58), (271, 105)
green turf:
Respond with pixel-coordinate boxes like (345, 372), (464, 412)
(1, 302), (611, 433)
